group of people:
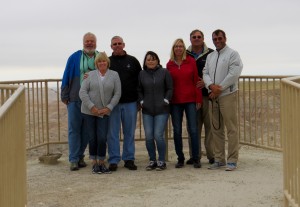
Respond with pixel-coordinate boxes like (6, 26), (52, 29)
(61, 29), (243, 174)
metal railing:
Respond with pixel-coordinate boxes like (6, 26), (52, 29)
(0, 84), (27, 207)
(281, 76), (300, 207)
(1, 75), (296, 207)
(238, 76), (285, 151)
(0, 76), (287, 154)
(0, 79), (65, 155)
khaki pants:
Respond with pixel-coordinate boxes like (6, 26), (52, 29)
(209, 92), (239, 163)
(188, 96), (214, 160)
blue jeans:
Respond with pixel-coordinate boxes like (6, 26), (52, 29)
(67, 101), (89, 163)
(143, 113), (169, 162)
(107, 102), (137, 164)
(170, 103), (199, 161)
(82, 114), (108, 161)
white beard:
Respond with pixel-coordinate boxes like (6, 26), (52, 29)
(84, 48), (95, 55)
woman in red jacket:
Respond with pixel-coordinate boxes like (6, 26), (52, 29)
(166, 38), (202, 168)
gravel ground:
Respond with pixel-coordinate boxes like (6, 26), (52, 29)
(26, 141), (283, 207)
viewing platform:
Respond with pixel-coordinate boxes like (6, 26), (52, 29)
(1, 76), (299, 207)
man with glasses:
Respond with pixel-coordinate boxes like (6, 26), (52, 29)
(186, 29), (214, 167)
(107, 36), (142, 171)
(203, 29), (243, 171)
(61, 32), (98, 171)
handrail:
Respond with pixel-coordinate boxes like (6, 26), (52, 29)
(0, 85), (23, 117)
(0, 76), (288, 153)
(0, 84), (27, 207)
(281, 76), (300, 207)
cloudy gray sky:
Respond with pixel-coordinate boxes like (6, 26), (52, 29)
(1, 0), (300, 80)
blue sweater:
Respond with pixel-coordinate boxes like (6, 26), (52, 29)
(61, 50), (82, 102)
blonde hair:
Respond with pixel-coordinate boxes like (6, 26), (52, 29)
(170, 38), (187, 61)
(94, 52), (110, 68)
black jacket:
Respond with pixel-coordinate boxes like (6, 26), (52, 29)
(187, 44), (214, 96)
(137, 66), (173, 116)
(109, 51), (142, 103)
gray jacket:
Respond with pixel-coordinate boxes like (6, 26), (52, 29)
(138, 67), (173, 116)
(79, 69), (121, 116)
(203, 45), (243, 97)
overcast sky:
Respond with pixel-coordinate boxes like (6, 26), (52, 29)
(1, 0), (300, 80)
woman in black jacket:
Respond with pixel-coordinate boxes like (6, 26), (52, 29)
(138, 51), (173, 171)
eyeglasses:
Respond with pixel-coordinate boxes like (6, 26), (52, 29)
(192, 35), (202, 39)
(213, 37), (224, 42)
(112, 42), (123, 46)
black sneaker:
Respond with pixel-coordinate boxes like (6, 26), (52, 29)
(209, 158), (215, 164)
(146, 161), (157, 171)
(92, 164), (102, 174)
(124, 160), (137, 170)
(156, 161), (166, 171)
(175, 161), (184, 168)
(99, 164), (112, 174)
(78, 158), (87, 168)
(109, 163), (118, 171)
(193, 160), (202, 168)
(186, 158), (194, 165)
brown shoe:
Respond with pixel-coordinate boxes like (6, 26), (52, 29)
(109, 163), (118, 171)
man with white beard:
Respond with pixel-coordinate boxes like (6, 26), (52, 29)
(61, 32), (98, 171)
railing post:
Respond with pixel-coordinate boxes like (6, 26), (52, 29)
(45, 81), (50, 155)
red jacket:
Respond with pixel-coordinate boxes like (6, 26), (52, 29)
(166, 56), (202, 104)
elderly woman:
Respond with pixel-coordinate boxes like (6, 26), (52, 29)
(166, 38), (202, 169)
(79, 52), (121, 174)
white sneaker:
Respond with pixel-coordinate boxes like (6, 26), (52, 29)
(225, 163), (237, 171)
